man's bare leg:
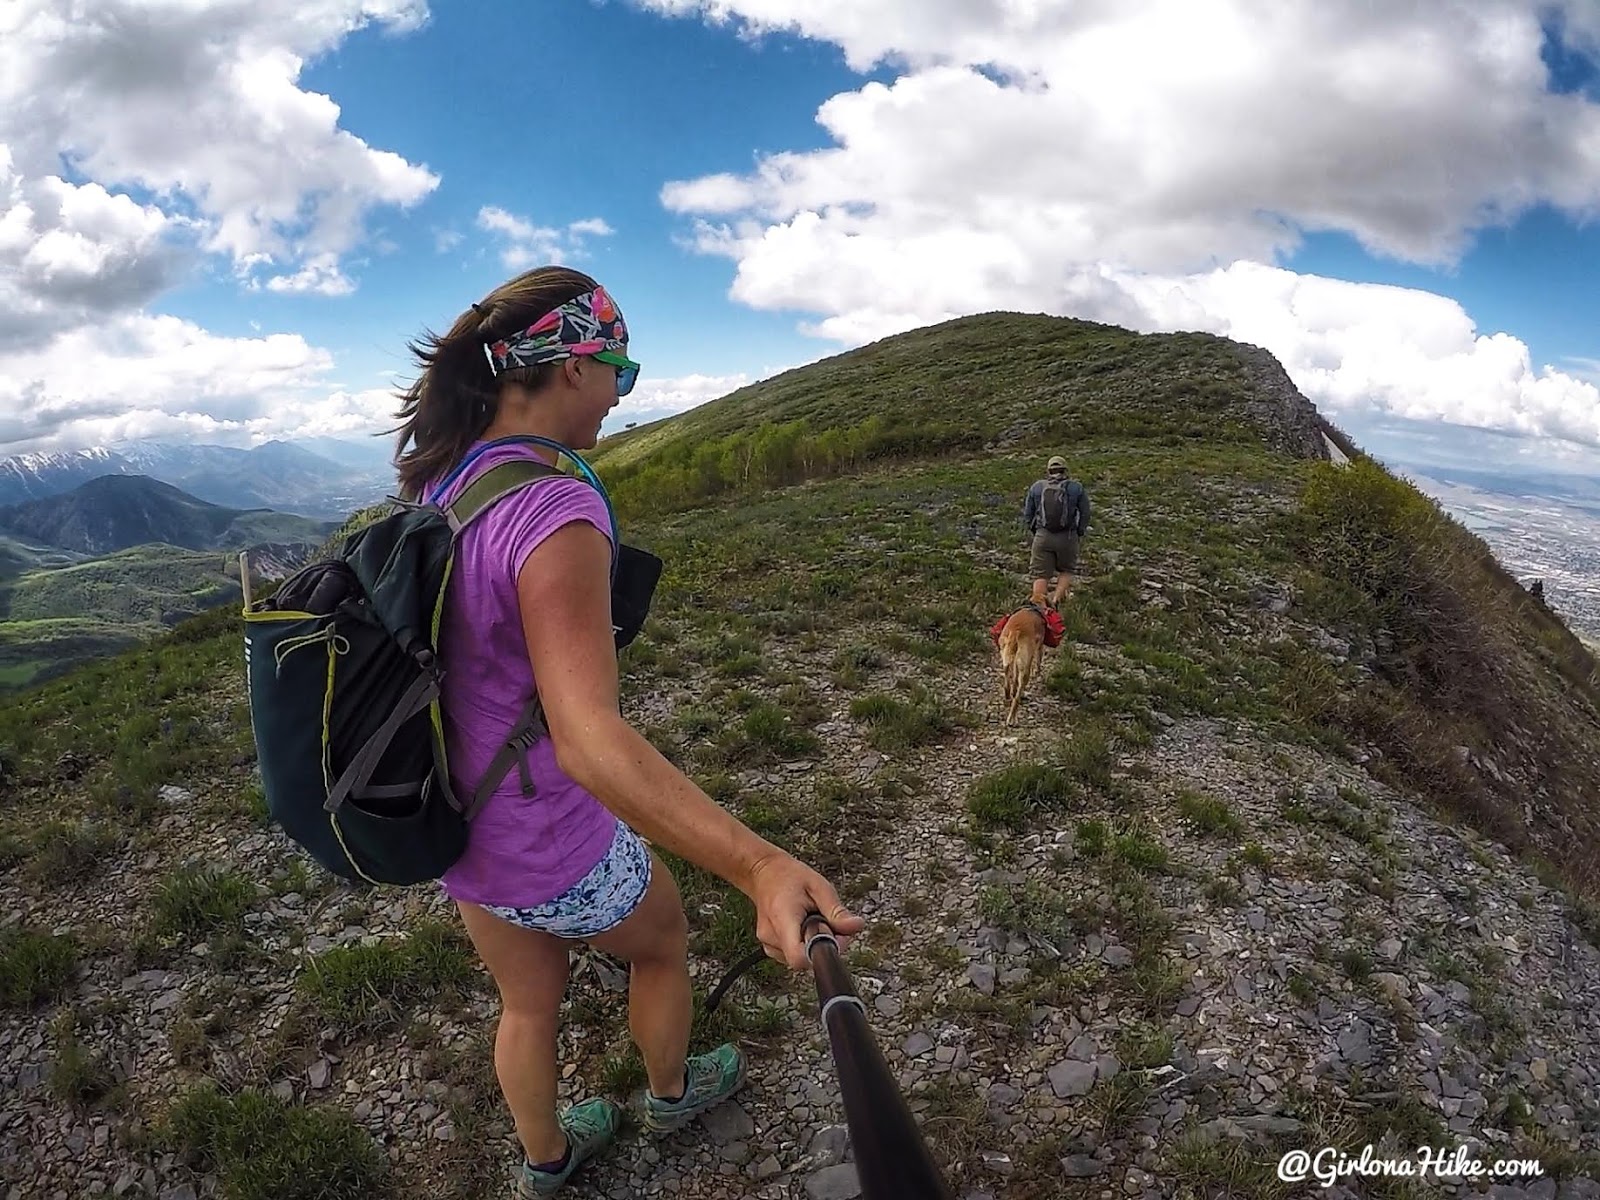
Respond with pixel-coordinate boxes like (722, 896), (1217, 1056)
(1050, 572), (1073, 607)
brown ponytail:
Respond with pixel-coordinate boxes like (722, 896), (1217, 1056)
(392, 265), (600, 499)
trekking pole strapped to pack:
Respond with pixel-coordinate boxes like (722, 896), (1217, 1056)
(803, 913), (956, 1200)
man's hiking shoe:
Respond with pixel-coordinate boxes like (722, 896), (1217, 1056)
(516, 1098), (621, 1196)
(641, 1043), (747, 1134)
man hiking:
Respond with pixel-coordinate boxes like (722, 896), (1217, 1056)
(1022, 455), (1091, 609)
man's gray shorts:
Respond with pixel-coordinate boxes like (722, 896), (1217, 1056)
(1029, 529), (1079, 580)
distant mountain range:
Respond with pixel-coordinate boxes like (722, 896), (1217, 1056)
(0, 436), (396, 518)
(0, 475), (336, 557)
(0, 473), (341, 689)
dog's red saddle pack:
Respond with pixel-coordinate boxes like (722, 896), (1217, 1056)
(989, 605), (1065, 649)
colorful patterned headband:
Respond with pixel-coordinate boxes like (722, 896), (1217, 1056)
(483, 285), (631, 376)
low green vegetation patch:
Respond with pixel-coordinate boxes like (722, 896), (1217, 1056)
(1164, 1133), (1289, 1200)
(0, 926), (78, 1009)
(153, 865), (258, 940)
(967, 764), (1072, 830)
(742, 701), (821, 757)
(48, 1011), (114, 1107)
(1059, 720), (1115, 791)
(1175, 788), (1244, 837)
(601, 412), (970, 515)
(298, 920), (476, 1032)
(848, 688), (957, 752)
(1294, 457), (1600, 897)
(164, 1085), (385, 1200)
(11, 818), (120, 883)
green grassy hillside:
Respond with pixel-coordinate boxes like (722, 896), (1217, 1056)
(0, 546), (241, 623)
(0, 546), (244, 690)
(2, 313), (1596, 1200)
(0, 533), (85, 579)
(0, 474), (333, 557)
(588, 313), (1324, 510)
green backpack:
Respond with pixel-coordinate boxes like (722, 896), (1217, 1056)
(242, 437), (660, 886)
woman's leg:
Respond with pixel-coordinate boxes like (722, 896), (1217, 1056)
(455, 901), (573, 1165)
(586, 853), (694, 1101)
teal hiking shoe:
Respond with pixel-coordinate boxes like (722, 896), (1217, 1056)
(641, 1043), (748, 1134)
(515, 1097), (621, 1197)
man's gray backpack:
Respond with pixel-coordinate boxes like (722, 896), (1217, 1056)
(1040, 479), (1084, 533)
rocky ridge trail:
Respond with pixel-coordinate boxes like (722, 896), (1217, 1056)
(4, 619), (1599, 1200)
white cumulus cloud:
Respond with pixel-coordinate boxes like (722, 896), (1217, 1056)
(477, 207), (616, 269)
(647, 0), (1600, 446)
(0, 2), (439, 280)
(0, 2), (441, 456)
(600, 371), (756, 433)
(0, 313), (415, 455)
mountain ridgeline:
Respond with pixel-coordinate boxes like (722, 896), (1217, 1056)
(587, 313), (1330, 511)
(3, 312), (1599, 1199)
(0, 475), (334, 557)
(0, 476), (336, 690)
(0, 438), (394, 519)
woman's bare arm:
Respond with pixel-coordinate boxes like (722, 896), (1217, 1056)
(516, 520), (862, 967)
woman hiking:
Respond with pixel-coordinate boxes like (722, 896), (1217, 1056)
(392, 265), (865, 1196)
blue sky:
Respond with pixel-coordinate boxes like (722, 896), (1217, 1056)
(163, 4), (875, 386)
(1, 0), (1598, 485)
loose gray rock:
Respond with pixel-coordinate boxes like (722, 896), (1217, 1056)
(805, 1125), (850, 1170)
(1061, 1155), (1105, 1177)
(702, 1101), (755, 1143)
(306, 1058), (332, 1089)
(805, 1163), (863, 1200)
(986, 1082), (1023, 1110)
(1048, 1060), (1097, 1098)
(1336, 1018), (1373, 1065)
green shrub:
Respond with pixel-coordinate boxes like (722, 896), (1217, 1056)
(1076, 818), (1110, 857)
(1175, 789), (1243, 837)
(848, 691), (954, 752)
(1059, 721), (1114, 791)
(48, 1012), (113, 1106)
(743, 702), (821, 757)
(26, 820), (119, 884)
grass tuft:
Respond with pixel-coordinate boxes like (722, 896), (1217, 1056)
(153, 865), (257, 939)
(967, 764), (1071, 830)
(298, 920), (476, 1033)
(0, 926), (78, 1009)
(164, 1085), (385, 1200)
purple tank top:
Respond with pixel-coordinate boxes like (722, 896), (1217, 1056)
(427, 441), (619, 907)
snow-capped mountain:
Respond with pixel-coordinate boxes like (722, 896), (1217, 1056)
(0, 439), (394, 519)
(0, 448), (137, 505)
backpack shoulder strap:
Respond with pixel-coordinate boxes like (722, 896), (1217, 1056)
(445, 459), (564, 538)
(464, 695), (547, 819)
(439, 459), (570, 817)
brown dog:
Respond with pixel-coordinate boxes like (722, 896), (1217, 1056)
(997, 605), (1047, 726)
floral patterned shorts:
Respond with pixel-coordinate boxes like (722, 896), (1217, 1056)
(480, 822), (654, 939)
